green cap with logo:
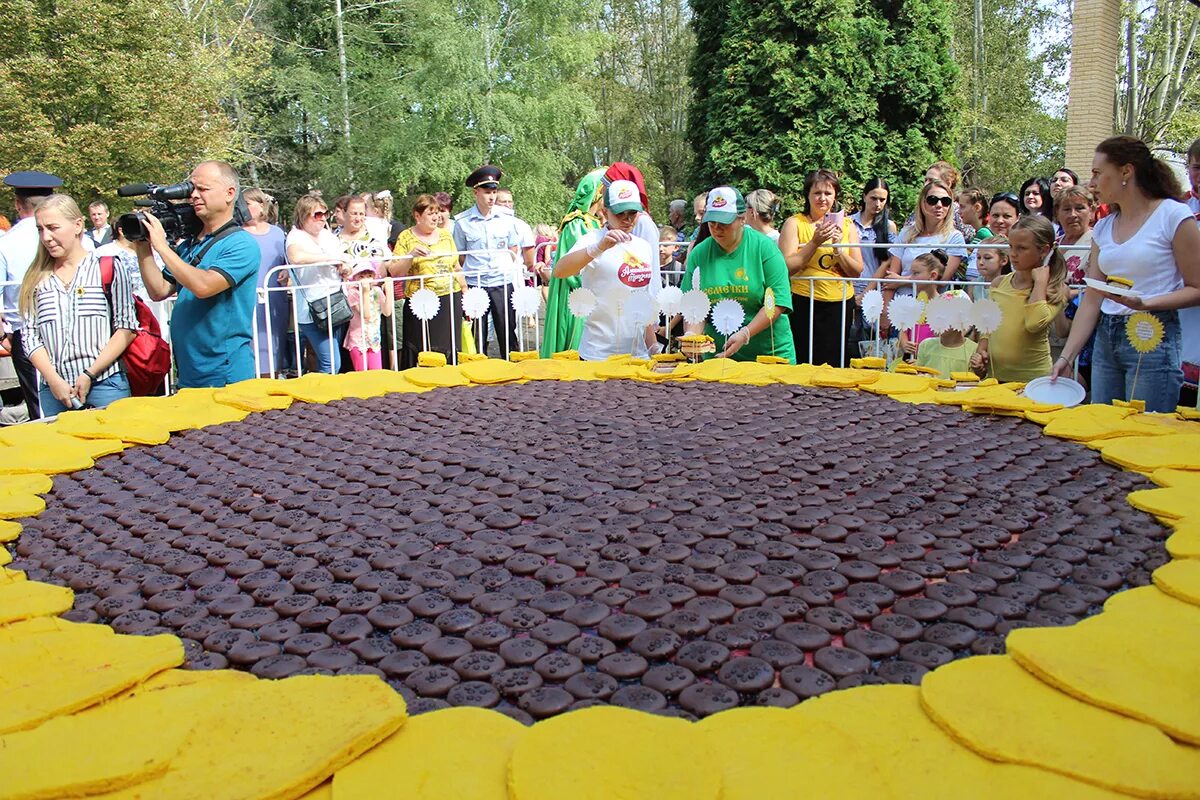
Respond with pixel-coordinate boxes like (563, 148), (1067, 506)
(702, 186), (746, 224)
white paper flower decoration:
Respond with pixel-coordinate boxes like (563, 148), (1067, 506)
(567, 287), (597, 318)
(657, 285), (684, 317)
(691, 268), (702, 291)
(511, 285), (541, 318)
(409, 288), (441, 322)
(603, 285), (630, 312)
(680, 289), (711, 325)
(462, 287), (491, 319)
(710, 298), (745, 336)
(887, 294), (924, 332)
(861, 288), (884, 324)
(924, 294), (956, 334)
(947, 293), (974, 332)
(623, 291), (655, 325)
(969, 297), (1004, 335)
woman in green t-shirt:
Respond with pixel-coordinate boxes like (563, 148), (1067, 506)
(682, 187), (796, 363)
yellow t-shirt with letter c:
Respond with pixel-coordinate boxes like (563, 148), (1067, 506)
(788, 214), (855, 303)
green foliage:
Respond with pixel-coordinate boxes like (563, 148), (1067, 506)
(0, 0), (238, 217)
(951, 0), (1068, 193)
(687, 0), (960, 216)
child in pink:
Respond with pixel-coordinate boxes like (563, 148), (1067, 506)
(345, 263), (391, 370)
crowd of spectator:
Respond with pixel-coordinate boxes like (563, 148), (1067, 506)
(2, 134), (1198, 422)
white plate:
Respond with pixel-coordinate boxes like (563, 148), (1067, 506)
(1083, 277), (1143, 299)
(1024, 375), (1086, 407)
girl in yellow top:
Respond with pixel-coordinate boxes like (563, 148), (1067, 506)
(779, 169), (862, 366)
(972, 215), (1068, 382)
(389, 193), (467, 368)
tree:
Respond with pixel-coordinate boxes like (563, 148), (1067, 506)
(951, 0), (1069, 193)
(1118, 0), (1200, 153)
(0, 0), (238, 216)
(687, 0), (960, 216)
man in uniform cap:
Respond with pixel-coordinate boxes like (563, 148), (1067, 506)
(453, 165), (522, 358)
(1, 171), (63, 420)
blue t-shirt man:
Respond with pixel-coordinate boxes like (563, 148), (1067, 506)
(167, 228), (260, 388)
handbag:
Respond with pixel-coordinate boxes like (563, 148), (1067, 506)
(292, 268), (352, 328)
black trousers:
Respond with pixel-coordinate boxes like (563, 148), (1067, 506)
(790, 296), (852, 367)
(10, 330), (41, 420)
(401, 291), (463, 369)
(474, 285), (519, 359)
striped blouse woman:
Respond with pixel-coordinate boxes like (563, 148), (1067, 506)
(18, 195), (137, 414)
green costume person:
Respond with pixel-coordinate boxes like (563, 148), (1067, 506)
(540, 169), (606, 357)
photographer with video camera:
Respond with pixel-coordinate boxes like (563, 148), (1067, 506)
(131, 161), (260, 388)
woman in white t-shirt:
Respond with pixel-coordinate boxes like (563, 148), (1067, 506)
(1053, 136), (1200, 411)
(553, 179), (659, 361)
(285, 193), (352, 374)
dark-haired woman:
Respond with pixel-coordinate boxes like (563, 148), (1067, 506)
(1052, 136), (1200, 411)
(779, 169), (862, 366)
(850, 178), (895, 346)
(1020, 177), (1055, 224)
(1050, 168), (1079, 197)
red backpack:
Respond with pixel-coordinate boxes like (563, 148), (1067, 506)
(99, 256), (172, 396)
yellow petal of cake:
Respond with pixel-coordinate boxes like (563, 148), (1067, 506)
(1007, 615), (1200, 744)
(0, 474), (54, 495)
(800, 684), (1126, 798)
(1167, 518), (1200, 559)
(105, 675), (406, 800)
(1100, 433), (1200, 472)
(919, 655), (1200, 797)
(509, 706), (721, 800)
(1153, 559), (1200, 606)
(0, 632), (183, 734)
(0, 491), (45, 519)
(0, 676), (241, 799)
(461, 358), (524, 385)
(697, 707), (889, 799)
(401, 365), (470, 388)
(1126, 487), (1194, 519)
(0, 580), (73, 624)
(334, 707), (523, 799)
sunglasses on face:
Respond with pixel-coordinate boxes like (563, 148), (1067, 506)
(312, 210), (328, 220)
(924, 195), (952, 208)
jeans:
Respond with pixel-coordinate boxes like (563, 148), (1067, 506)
(39, 372), (130, 415)
(299, 322), (348, 374)
(1091, 311), (1182, 412)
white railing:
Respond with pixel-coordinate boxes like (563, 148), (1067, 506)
(256, 248), (531, 379)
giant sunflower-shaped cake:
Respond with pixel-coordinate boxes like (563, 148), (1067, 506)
(1, 357), (1198, 799)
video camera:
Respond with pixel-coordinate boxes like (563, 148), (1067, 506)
(115, 180), (252, 242)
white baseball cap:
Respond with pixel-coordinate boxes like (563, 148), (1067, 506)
(605, 180), (643, 214)
(703, 186), (746, 224)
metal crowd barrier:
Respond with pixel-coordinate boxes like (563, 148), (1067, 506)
(256, 249), (530, 379)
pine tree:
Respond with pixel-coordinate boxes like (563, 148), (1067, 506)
(687, 0), (960, 213)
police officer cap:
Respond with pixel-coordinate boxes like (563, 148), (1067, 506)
(4, 171), (63, 194)
(465, 165), (502, 190)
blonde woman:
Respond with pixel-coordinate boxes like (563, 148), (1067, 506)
(285, 193), (352, 374)
(19, 195), (137, 413)
(745, 189), (781, 241)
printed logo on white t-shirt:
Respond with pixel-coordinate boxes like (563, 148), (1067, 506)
(617, 251), (651, 288)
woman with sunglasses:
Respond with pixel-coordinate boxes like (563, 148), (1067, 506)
(285, 193), (353, 374)
(882, 179), (965, 287)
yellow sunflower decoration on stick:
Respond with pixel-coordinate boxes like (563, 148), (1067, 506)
(1125, 311), (1164, 402)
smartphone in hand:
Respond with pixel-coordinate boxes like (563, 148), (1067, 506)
(823, 211), (844, 229)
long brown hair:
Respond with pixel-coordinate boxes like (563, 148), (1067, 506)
(18, 194), (84, 318)
(1095, 136), (1183, 203)
(1011, 215), (1068, 306)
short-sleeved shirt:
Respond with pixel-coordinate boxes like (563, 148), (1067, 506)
(568, 229), (656, 361)
(285, 227), (346, 326)
(393, 227), (459, 298)
(787, 214), (856, 303)
(850, 212), (885, 294)
(452, 206), (521, 288)
(684, 227), (795, 363)
(1092, 199), (1193, 316)
(167, 227), (260, 388)
(1185, 191), (1199, 220)
(896, 227), (968, 282)
(915, 337), (978, 379)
